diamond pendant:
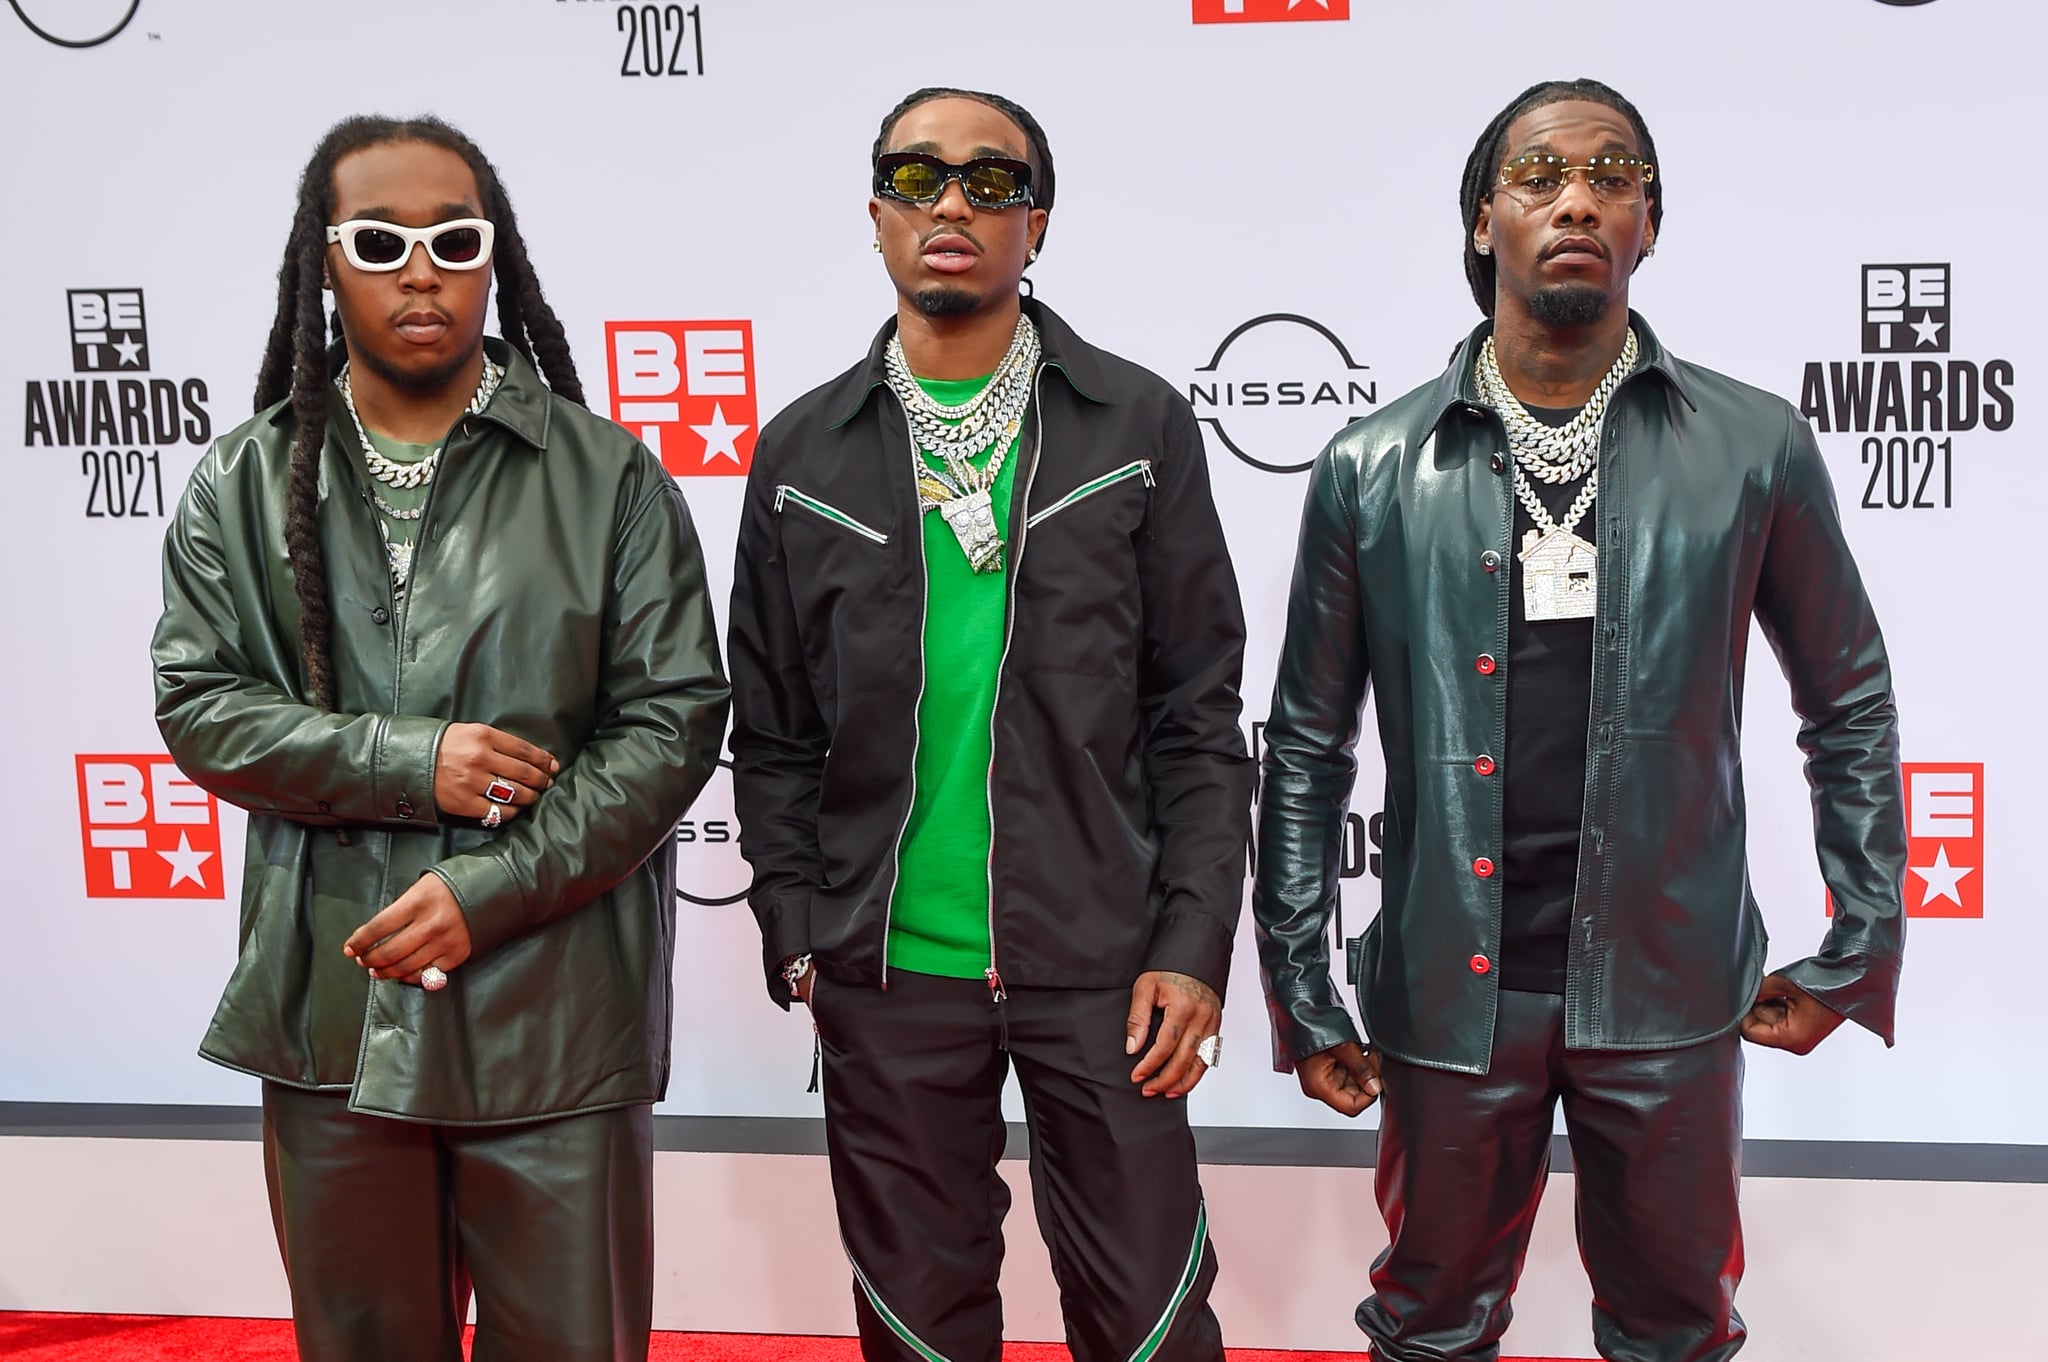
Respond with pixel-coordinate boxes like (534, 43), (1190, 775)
(383, 533), (414, 593)
(1520, 527), (1596, 621)
(938, 489), (1005, 574)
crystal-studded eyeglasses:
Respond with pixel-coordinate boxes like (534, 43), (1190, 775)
(873, 152), (1034, 210)
(1495, 154), (1655, 208)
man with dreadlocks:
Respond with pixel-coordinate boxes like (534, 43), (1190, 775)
(150, 115), (729, 1362)
(728, 88), (1249, 1362)
(1253, 79), (1906, 1361)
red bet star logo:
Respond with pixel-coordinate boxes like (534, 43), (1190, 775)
(75, 755), (223, 900)
(1192, 0), (1348, 23)
(1902, 763), (1983, 918)
(606, 320), (758, 477)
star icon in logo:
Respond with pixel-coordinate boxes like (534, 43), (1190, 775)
(1288, 0), (1330, 7)
(690, 402), (750, 467)
(1909, 312), (1945, 348)
(157, 832), (214, 890)
(1909, 843), (1973, 910)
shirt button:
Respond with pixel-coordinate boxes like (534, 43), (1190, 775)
(1476, 654), (1497, 676)
(1470, 954), (1493, 975)
(1489, 452), (1507, 474)
(371, 607), (390, 625)
(396, 798), (415, 819)
(1473, 857), (1495, 877)
(1474, 755), (1496, 776)
(1481, 550), (1502, 573)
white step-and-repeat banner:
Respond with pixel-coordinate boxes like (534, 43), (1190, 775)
(1, 0), (2034, 1156)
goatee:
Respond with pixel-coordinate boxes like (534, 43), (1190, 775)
(1529, 283), (1609, 328)
(913, 285), (980, 319)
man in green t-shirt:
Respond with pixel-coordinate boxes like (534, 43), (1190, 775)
(730, 88), (1253, 1362)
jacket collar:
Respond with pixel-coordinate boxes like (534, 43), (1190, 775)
(1423, 309), (1698, 437)
(278, 336), (554, 450)
(824, 296), (1115, 430)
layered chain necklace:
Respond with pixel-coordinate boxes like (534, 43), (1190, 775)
(885, 314), (1040, 574)
(1475, 328), (1638, 622)
(337, 356), (504, 597)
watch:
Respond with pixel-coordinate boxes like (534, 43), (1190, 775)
(780, 952), (813, 998)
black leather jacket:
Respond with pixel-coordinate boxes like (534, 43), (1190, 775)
(1255, 314), (1906, 1074)
(729, 300), (1253, 1004)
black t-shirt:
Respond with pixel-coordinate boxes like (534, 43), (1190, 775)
(1500, 403), (1594, 994)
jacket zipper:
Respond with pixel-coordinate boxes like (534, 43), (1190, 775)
(980, 365), (1050, 1005)
(773, 485), (890, 544)
(1022, 458), (1152, 530)
(875, 406), (930, 989)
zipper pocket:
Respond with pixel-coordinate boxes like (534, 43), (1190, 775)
(1024, 459), (1153, 529)
(774, 485), (890, 544)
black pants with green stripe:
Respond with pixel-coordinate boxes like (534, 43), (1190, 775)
(814, 970), (1224, 1362)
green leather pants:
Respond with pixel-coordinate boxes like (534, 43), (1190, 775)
(260, 1083), (655, 1362)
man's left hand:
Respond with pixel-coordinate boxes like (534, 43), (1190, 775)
(1739, 972), (1846, 1055)
(1126, 970), (1222, 1099)
(344, 874), (474, 986)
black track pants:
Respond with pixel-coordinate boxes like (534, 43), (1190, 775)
(261, 1084), (655, 1362)
(1358, 989), (1746, 1362)
(813, 970), (1224, 1362)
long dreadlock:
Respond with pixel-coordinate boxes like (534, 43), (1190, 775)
(1457, 79), (1664, 317)
(252, 114), (582, 712)
(872, 87), (1057, 255)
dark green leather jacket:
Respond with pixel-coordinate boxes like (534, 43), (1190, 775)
(1255, 315), (1906, 1074)
(152, 341), (730, 1123)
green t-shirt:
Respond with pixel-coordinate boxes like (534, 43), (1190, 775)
(886, 373), (1022, 979)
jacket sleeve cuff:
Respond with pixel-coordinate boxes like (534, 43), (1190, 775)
(375, 715), (448, 827)
(1141, 908), (1235, 1002)
(1265, 990), (1363, 1075)
(757, 897), (812, 1011)
(1776, 950), (1902, 1047)
(429, 853), (527, 958)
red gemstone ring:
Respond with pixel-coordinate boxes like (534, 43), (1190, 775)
(485, 778), (518, 804)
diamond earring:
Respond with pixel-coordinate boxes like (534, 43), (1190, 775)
(1475, 241), (1491, 256)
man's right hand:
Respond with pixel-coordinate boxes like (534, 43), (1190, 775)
(1297, 1040), (1382, 1117)
(435, 722), (559, 823)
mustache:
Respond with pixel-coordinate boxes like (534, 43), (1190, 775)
(920, 226), (984, 252)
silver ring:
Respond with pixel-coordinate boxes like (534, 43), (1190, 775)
(1195, 1034), (1222, 1068)
(484, 777), (518, 803)
(420, 966), (449, 992)
(482, 802), (504, 829)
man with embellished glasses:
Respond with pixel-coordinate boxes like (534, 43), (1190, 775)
(151, 115), (729, 1361)
(728, 86), (1250, 1362)
(1254, 78), (1905, 1362)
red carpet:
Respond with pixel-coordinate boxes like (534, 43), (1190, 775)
(0, 1312), (1575, 1359)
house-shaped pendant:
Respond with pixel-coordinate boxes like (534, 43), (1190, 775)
(1520, 527), (1596, 622)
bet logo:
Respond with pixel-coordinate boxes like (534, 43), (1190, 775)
(606, 321), (757, 477)
(69, 288), (148, 372)
(1862, 264), (1948, 354)
(75, 755), (222, 899)
(1192, 0), (1349, 22)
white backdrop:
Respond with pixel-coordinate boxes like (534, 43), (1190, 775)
(1, 0), (2036, 1159)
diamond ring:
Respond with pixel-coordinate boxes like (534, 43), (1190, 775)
(420, 966), (449, 992)
(1195, 1034), (1222, 1068)
(482, 803), (504, 829)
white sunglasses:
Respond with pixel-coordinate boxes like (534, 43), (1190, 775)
(324, 218), (495, 273)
